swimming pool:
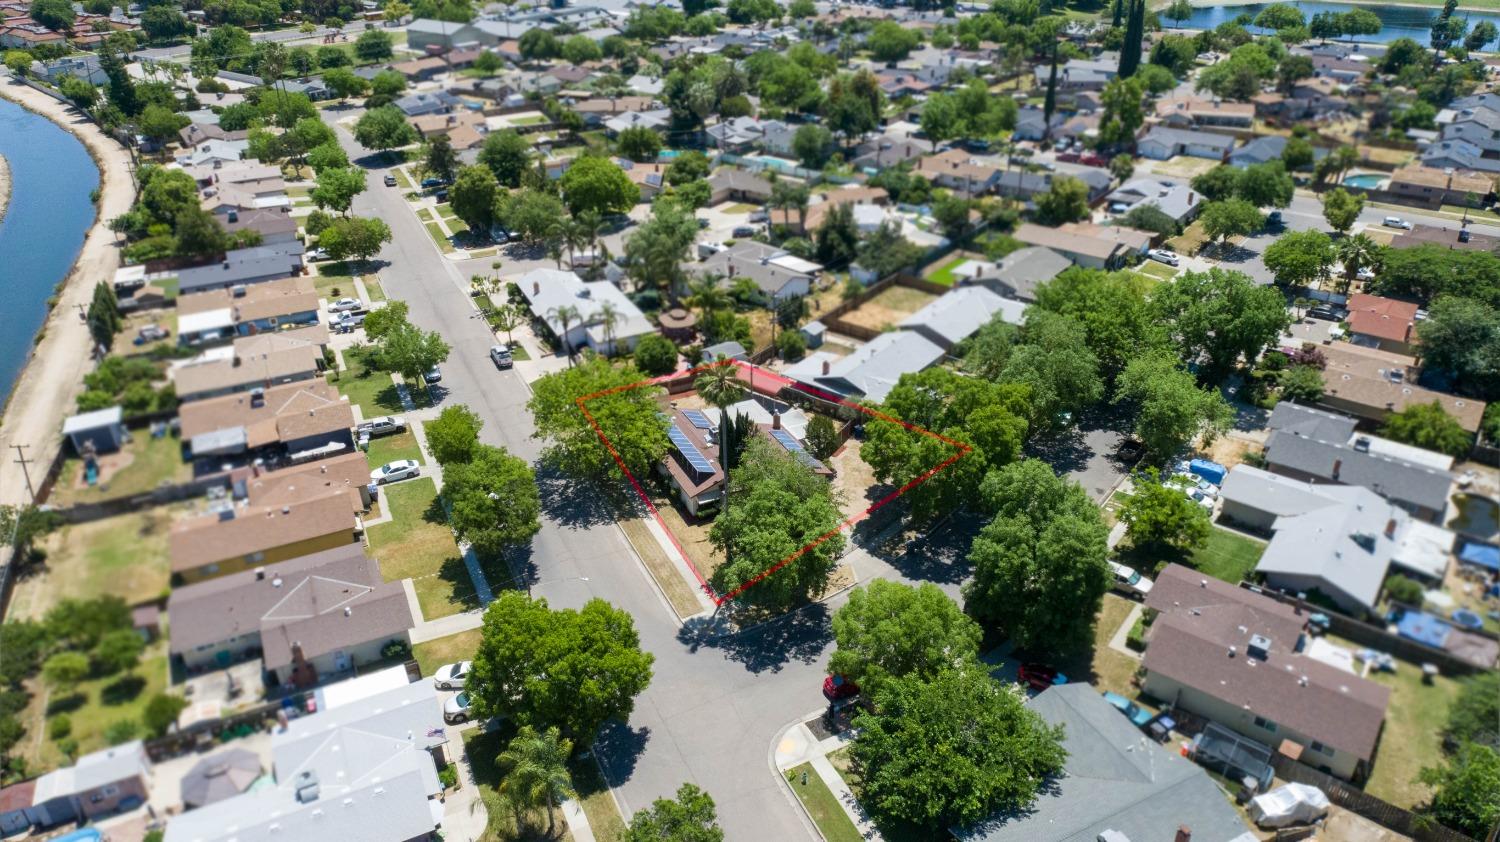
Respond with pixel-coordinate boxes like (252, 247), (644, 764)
(1343, 173), (1388, 190)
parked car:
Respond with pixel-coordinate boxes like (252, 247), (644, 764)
(1148, 249), (1180, 267)
(306, 248), (330, 262)
(1102, 691), (1154, 728)
(1356, 266), (1375, 281)
(1079, 153), (1108, 167)
(370, 459), (421, 484)
(383, 174), (398, 187)
(1107, 560), (1154, 599)
(731, 225), (758, 238)
(443, 691), (474, 724)
(1383, 216), (1412, 230)
(423, 365), (442, 384)
(1265, 210), (1282, 227)
(1307, 305), (1347, 322)
(134, 324), (169, 345)
(420, 177), (446, 189)
(1056, 151), (1082, 163)
(822, 674), (859, 703)
(336, 312), (366, 332)
(357, 415), (406, 438)
(748, 210), (769, 223)
(489, 344), (514, 369)
(327, 297), (361, 313)
(433, 661), (471, 690)
(1017, 663), (1068, 692)
(1171, 472), (1218, 499)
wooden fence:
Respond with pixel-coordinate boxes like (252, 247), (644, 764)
(1269, 754), (1477, 842)
(821, 273), (953, 342)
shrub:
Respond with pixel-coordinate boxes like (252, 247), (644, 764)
(775, 329), (806, 361)
(381, 639), (411, 660)
(143, 693), (189, 737)
(437, 764), (458, 789)
(1384, 574), (1426, 606)
(49, 714), (72, 741)
(633, 333), (679, 376)
(104, 719), (139, 745)
(57, 737), (78, 759)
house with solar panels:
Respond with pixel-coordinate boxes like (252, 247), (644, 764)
(659, 400), (833, 516)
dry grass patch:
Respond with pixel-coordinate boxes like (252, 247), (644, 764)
(13, 508), (176, 619)
(618, 515), (706, 619)
(838, 286), (938, 332)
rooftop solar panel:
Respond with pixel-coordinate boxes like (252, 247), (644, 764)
(682, 409), (714, 430)
(769, 428), (825, 470)
(669, 425), (716, 475)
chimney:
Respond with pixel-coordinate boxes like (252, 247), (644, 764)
(533, 281), (540, 295)
(1175, 827), (1192, 842)
(1332, 459), (1342, 480)
(821, 359), (831, 376)
(1385, 518), (1397, 538)
(772, 411), (781, 430)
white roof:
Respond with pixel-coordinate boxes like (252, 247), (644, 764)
(899, 285), (1024, 345)
(517, 268), (653, 344)
(1394, 518), (1457, 580)
(767, 254), (824, 275)
(709, 399), (811, 439)
(114, 264), (147, 285)
(33, 741), (148, 802)
(314, 664), (413, 710)
(62, 406), (123, 435)
(178, 307), (235, 335)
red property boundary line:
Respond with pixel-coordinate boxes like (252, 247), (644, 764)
(575, 358), (971, 607)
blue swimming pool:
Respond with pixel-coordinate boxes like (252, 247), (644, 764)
(1343, 174), (1387, 190)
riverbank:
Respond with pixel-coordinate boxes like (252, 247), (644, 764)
(0, 154), (10, 226)
(0, 78), (135, 509)
(1181, 0), (1500, 12)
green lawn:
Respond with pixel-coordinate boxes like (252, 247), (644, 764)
(49, 431), (190, 507)
(367, 479), (474, 620)
(365, 276), (387, 303)
(426, 221), (456, 253)
(21, 645), (170, 772)
(1364, 662), (1465, 810)
(784, 763), (863, 842)
(12, 509), (174, 619)
(412, 628), (481, 677)
(417, 207), (435, 222)
(394, 167), (415, 189)
(365, 428), (424, 470)
(925, 257), (971, 287)
(436, 203), (458, 221)
(509, 114), (547, 126)
(331, 364), (405, 418)
(1135, 260), (1178, 280)
(1189, 527), (1267, 584)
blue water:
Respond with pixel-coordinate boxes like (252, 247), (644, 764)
(1344, 173), (1388, 188)
(0, 95), (100, 403)
(1169, 1), (1500, 44)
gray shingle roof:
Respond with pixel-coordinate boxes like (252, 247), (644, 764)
(1264, 430), (1453, 514)
(958, 683), (1250, 842)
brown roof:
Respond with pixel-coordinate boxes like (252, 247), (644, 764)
(572, 96), (657, 114)
(1346, 293), (1418, 344)
(166, 543), (412, 672)
(179, 380), (350, 449)
(1143, 565), (1391, 761)
(246, 453), (371, 514)
(1154, 96), (1255, 120)
(1319, 343), (1486, 431)
(1389, 164), (1493, 194)
(1014, 222), (1124, 261)
(169, 490), (357, 573)
(171, 330), (325, 399)
(0, 780), (35, 813)
(177, 276), (316, 322)
(662, 408), (724, 499)
(915, 148), (998, 183)
(771, 186), (888, 232)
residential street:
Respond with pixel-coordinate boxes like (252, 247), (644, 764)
(333, 125), (841, 841)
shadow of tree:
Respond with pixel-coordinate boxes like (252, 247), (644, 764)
(100, 674), (145, 706)
(535, 466), (626, 530)
(592, 720), (651, 786)
(437, 556), (481, 611)
(47, 693), (87, 716)
(677, 602), (833, 675)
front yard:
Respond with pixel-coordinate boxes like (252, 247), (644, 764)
(1116, 525), (1266, 585)
(785, 763), (863, 842)
(365, 428), (424, 471)
(331, 346), (431, 418)
(367, 478), (474, 620)
(412, 628), (482, 677)
(12, 508), (175, 619)
(19, 643), (170, 772)
(461, 728), (625, 842)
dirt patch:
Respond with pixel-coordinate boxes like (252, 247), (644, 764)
(619, 515), (706, 620)
(830, 438), (884, 523)
(837, 286), (938, 333)
(651, 492), (723, 584)
(1203, 435), (1258, 470)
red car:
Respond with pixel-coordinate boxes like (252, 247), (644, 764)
(1079, 153), (1108, 167)
(822, 675), (860, 702)
(1017, 663), (1069, 692)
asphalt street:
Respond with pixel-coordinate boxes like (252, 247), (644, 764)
(333, 124), (846, 841)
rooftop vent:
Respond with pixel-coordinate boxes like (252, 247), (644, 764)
(1247, 634), (1272, 661)
(295, 771), (320, 804)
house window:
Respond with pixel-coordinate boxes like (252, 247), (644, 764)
(244, 551), (265, 564)
(1253, 715), (1278, 733)
(1311, 741), (1335, 757)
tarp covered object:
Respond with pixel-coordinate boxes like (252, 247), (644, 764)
(1249, 783), (1331, 828)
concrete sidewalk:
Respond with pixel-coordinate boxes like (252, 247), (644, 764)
(773, 719), (881, 841)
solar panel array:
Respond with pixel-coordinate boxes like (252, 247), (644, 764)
(769, 428), (826, 470)
(669, 424), (717, 476)
(682, 409), (714, 430)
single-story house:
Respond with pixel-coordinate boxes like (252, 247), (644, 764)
(699, 241), (817, 304)
(915, 148), (1001, 196)
(850, 135), (933, 170)
(1346, 292), (1420, 355)
(178, 379), (354, 462)
(956, 682), (1251, 842)
(966, 245), (1073, 303)
(1386, 165), (1494, 206)
(897, 286), (1024, 351)
(169, 489), (360, 585)
(170, 328), (326, 403)
(1153, 96), (1255, 130)
(242, 452), (374, 514)
(516, 268), (655, 356)
(1141, 564), (1391, 781)
(174, 241), (305, 296)
(1012, 222), (1147, 270)
(783, 330), (946, 405)
(168, 542), (413, 685)
(707, 168), (773, 204)
(1104, 177), (1203, 225)
(1011, 106), (1066, 142)
(660, 402), (832, 516)
(1136, 126), (1236, 161)
(1317, 343), (1485, 433)
(1219, 466), (1456, 613)
(175, 276), (320, 346)
(394, 91), (461, 117)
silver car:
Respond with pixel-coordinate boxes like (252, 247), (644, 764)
(443, 691), (474, 724)
(370, 459), (421, 484)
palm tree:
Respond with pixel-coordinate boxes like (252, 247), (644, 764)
(695, 357), (747, 521)
(497, 726), (575, 837)
(549, 304), (581, 364)
(687, 276), (731, 329)
(597, 300), (620, 357)
(1335, 233), (1379, 293)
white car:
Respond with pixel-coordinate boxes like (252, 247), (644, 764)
(1356, 266), (1376, 281)
(1107, 561), (1154, 599)
(306, 247), (330, 262)
(327, 297), (361, 313)
(1148, 249), (1180, 267)
(370, 459), (421, 484)
(1172, 472), (1218, 499)
(433, 661), (471, 690)
(1383, 216), (1412, 230)
(1185, 487), (1215, 510)
(443, 691), (474, 724)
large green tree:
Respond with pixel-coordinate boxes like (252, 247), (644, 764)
(862, 368), (1030, 522)
(1034, 268), (1167, 379)
(1114, 351), (1234, 460)
(1118, 468), (1211, 554)
(849, 668), (1068, 828)
(829, 580), (981, 700)
(442, 444), (541, 557)
(311, 166), (367, 215)
(450, 164), (499, 232)
(478, 130), (533, 187)
(1262, 229), (1334, 288)
(316, 216), (391, 265)
(625, 784), (723, 842)
(425, 404), (484, 465)
(1419, 743), (1500, 839)
(1320, 187), (1365, 234)
(559, 155), (640, 217)
(527, 357), (669, 480)
(1152, 268), (1290, 381)
(964, 459), (1110, 654)
(624, 198), (698, 299)
(1000, 310), (1104, 429)
(469, 592), (654, 746)
(1380, 401), (1473, 458)
(353, 105), (418, 154)
(1417, 296), (1500, 400)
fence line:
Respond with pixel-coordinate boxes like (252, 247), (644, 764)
(1269, 755), (1476, 842)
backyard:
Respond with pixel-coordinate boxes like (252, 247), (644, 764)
(18, 642), (170, 772)
(1361, 657), (1465, 810)
(367, 478), (474, 620)
(1116, 525), (1267, 584)
(47, 430), (192, 507)
(836, 286), (938, 333)
(11, 508), (176, 620)
(923, 256), (973, 287)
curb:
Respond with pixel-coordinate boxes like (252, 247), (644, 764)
(768, 711), (834, 842)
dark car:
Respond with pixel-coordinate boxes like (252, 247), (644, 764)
(420, 176), (447, 189)
(1307, 305), (1348, 322)
(822, 675), (859, 703)
(1017, 663), (1068, 692)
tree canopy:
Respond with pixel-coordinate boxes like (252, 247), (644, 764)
(442, 444), (542, 558)
(1151, 268), (1290, 381)
(527, 357), (669, 480)
(1380, 401), (1473, 458)
(829, 580), (981, 700)
(1115, 350), (1234, 460)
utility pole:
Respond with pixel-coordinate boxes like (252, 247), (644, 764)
(11, 444), (36, 505)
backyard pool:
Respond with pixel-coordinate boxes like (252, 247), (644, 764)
(1451, 493), (1500, 542)
(1343, 174), (1388, 190)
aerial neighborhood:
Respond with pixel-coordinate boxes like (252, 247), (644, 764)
(2, 0), (1500, 840)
